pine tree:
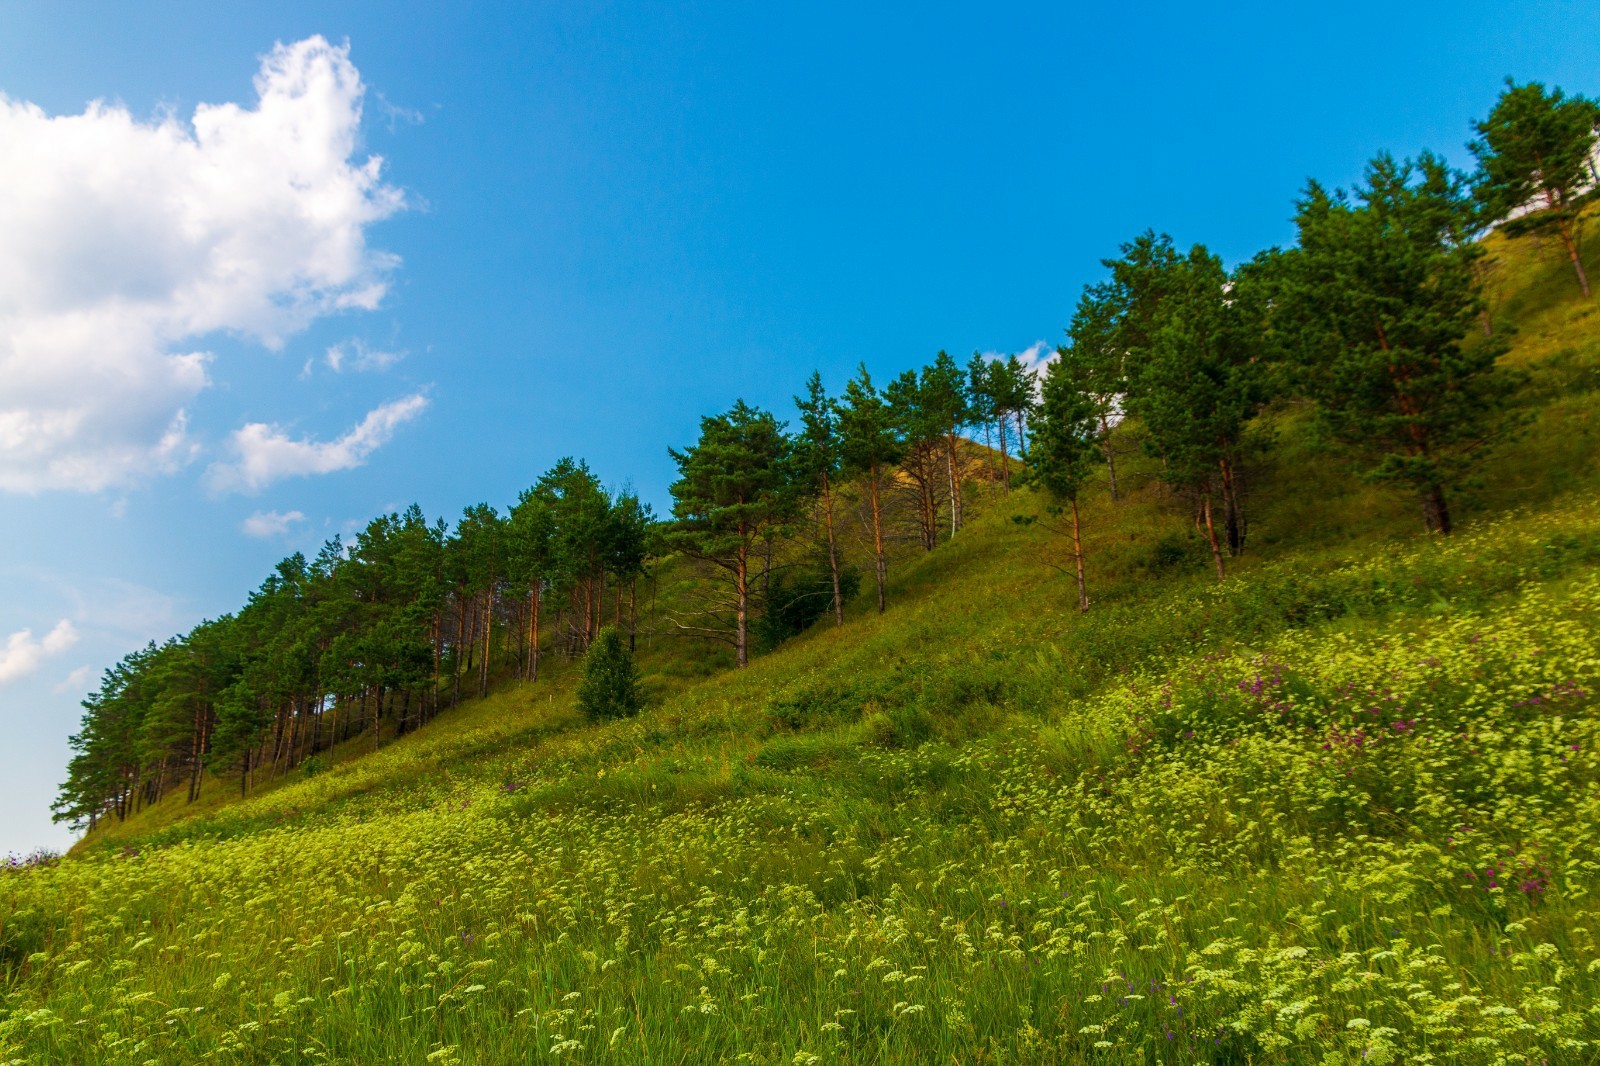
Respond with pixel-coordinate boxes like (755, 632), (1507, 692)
(837, 365), (902, 613)
(1470, 79), (1600, 296)
(1127, 244), (1268, 575)
(1061, 288), (1128, 500)
(508, 490), (555, 680)
(667, 401), (795, 667)
(450, 504), (504, 699)
(793, 371), (847, 626)
(886, 368), (943, 551)
(601, 492), (655, 648)
(965, 352), (1001, 490)
(1283, 151), (1516, 535)
(535, 458), (613, 651)
(1030, 353), (1103, 611)
(576, 626), (642, 721)
(920, 351), (971, 537)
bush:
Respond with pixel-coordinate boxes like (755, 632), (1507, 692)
(1145, 531), (1203, 572)
(753, 562), (862, 652)
(577, 626), (643, 722)
(299, 755), (328, 778)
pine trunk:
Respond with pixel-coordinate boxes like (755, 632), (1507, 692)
(1203, 494), (1226, 583)
(821, 471), (844, 626)
(735, 541), (750, 668)
(869, 465), (887, 613)
(1220, 457), (1244, 557)
(1100, 415), (1119, 502)
(1422, 486), (1453, 536)
(479, 592), (492, 698)
(1071, 497), (1088, 613)
(998, 419), (1011, 491)
(529, 585), (541, 682)
(1558, 215), (1592, 297)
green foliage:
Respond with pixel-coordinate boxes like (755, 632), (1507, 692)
(838, 364), (901, 611)
(576, 626), (642, 722)
(790, 371), (842, 492)
(667, 401), (794, 550)
(1128, 245), (1267, 489)
(666, 400), (796, 667)
(1471, 78), (1600, 225)
(21, 77), (1600, 1066)
(12, 501), (1600, 1064)
(752, 562), (862, 653)
(836, 363), (901, 478)
(1282, 152), (1519, 533)
(1140, 530), (1206, 575)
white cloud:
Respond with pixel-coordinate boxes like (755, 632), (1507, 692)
(241, 509), (307, 537)
(205, 393), (428, 493)
(53, 665), (93, 695)
(0, 620), (78, 686)
(984, 340), (1056, 375)
(325, 338), (404, 373)
(981, 340), (1056, 398)
(0, 36), (405, 493)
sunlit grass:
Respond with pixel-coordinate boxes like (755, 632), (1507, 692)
(5, 217), (1600, 1063)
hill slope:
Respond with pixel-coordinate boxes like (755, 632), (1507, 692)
(4, 230), (1600, 1063)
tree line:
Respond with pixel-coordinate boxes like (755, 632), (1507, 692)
(1028, 77), (1596, 604)
(53, 77), (1596, 832)
(53, 461), (651, 829)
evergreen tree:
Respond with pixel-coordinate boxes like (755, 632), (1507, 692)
(1470, 78), (1600, 296)
(508, 487), (555, 680)
(837, 365), (902, 613)
(666, 401), (795, 667)
(920, 351), (972, 537)
(449, 505), (505, 699)
(793, 371), (846, 626)
(886, 368), (944, 551)
(601, 491), (655, 648)
(536, 458), (613, 650)
(1061, 288), (1127, 500)
(1094, 229), (1184, 415)
(576, 626), (643, 721)
(1030, 352), (1103, 611)
(1128, 244), (1268, 576)
(965, 352), (1002, 489)
(1283, 151), (1516, 535)
(991, 354), (1038, 461)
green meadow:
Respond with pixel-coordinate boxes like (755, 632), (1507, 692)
(6, 214), (1600, 1065)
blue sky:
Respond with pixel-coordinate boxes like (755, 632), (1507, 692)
(1, 0), (1595, 854)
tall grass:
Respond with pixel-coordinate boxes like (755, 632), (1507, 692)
(4, 218), (1600, 1063)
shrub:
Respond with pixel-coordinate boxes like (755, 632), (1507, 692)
(577, 626), (643, 722)
(1141, 530), (1204, 574)
(753, 562), (862, 652)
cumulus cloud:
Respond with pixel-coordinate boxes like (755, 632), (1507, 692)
(241, 509), (307, 537)
(0, 36), (405, 493)
(979, 341), (1056, 400)
(0, 621), (78, 686)
(206, 393), (428, 493)
(983, 340), (1056, 375)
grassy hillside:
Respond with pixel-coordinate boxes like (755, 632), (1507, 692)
(4, 228), (1600, 1064)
